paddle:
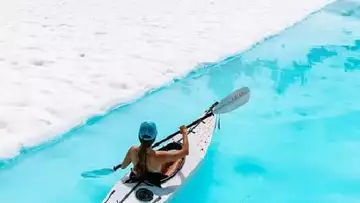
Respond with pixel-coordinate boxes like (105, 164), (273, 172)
(81, 86), (250, 178)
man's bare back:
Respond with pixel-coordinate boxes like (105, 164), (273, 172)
(118, 124), (189, 176)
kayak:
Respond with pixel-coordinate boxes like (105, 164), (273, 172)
(102, 113), (217, 203)
(81, 86), (249, 202)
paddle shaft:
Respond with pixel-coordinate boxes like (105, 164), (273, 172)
(152, 101), (218, 148)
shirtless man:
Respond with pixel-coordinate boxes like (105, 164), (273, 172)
(116, 121), (189, 178)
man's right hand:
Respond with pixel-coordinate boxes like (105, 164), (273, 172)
(180, 125), (187, 135)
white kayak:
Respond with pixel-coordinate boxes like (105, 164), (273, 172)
(97, 86), (251, 203)
(102, 114), (217, 203)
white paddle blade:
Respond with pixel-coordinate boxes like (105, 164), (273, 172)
(213, 87), (250, 114)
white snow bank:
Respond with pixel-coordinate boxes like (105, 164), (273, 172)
(0, 0), (333, 158)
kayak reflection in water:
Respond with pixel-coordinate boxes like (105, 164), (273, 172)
(117, 121), (189, 179)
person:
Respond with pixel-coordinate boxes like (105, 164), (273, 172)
(117, 121), (189, 180)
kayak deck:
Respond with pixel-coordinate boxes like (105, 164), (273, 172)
(102, 114), (217, 203)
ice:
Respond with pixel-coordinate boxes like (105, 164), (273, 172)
(0, 0), (334, 158)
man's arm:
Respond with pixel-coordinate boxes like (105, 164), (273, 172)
(155, 125), (189, 164)
(114, 146), (135, 170)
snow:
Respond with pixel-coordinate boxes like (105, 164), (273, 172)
(0, 0), (333, 159)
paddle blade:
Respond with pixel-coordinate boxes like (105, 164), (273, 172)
(213, 87), (250, 114)
(81, 168), (114, 178)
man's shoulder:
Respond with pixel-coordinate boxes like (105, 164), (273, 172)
(129, 145), (139, 152)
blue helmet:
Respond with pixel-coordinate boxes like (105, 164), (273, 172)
(138, 121), (157, 142)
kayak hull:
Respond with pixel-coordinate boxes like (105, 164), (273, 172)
(102, 114), (217, 203)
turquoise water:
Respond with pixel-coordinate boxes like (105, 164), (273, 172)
(1, 0), (360, 202)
